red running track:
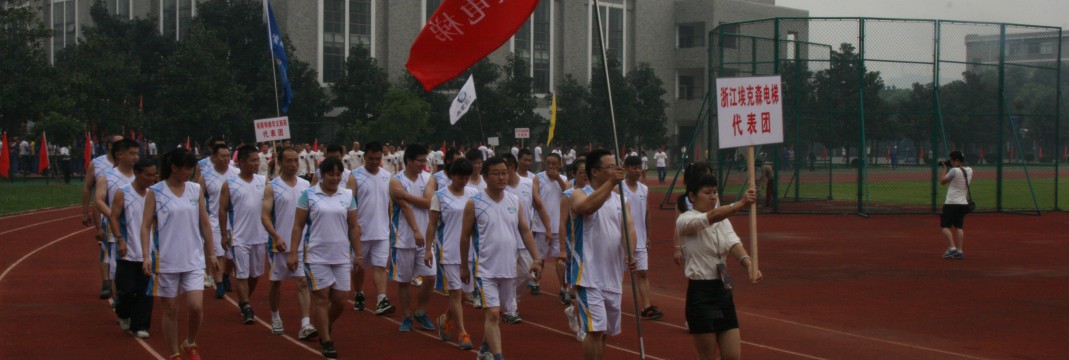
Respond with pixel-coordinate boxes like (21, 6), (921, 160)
(2, 204), (1067, 359)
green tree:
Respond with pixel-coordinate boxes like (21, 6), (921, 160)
(333, 45), (389, 141)
(366, 87), (430, 143)
(551, 74), (591, 149)
(54, 26), (141, 136)
(626, 63), (668, 151)
(0, 0), (56, 133)
(589, 55), (637, 150)
(811, 43), (886, 158)
(31, 112), (82, 147)
(492, 54), (540, 145)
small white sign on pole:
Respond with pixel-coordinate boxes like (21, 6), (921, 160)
(715, 76), (784, 149)
(488, 137), (500, 146)
(514, 128), (530, 139)
(254, 116), (291, 142)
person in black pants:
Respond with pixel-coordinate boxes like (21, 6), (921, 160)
(108, 158), (158, 338)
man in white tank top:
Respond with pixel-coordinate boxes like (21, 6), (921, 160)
(262, 147), (317, 338)
(218, 146), (269, 325)
(459, 157), (542, 360)
(82, 134), (121, 300)
(108, 158), (156, 338)
(568, 150), (637, 358)
(346, 142), (396, 315)
(198, 143), (239, 297)
(532, 152), (571, 304)
(623, 155), (663, 320)
(388, 145), (439, 332)
(502, 154), (553, 324)
(94, 138), (139, 303)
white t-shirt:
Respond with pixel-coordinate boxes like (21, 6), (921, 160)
(203, 165), (239, 234)
(471, 191), (522, 279)
(352, 166), (392, 241)
(117, 184), (148, 262)
(298, 150), (311, 176)
(565, 150), (576, 165)
(479, 146), (490, 160)
(347, 150), (365, 169)
(944, 167), (974, 205)
(676, 210), (741, 280)
(391, 172), (431, 249)
(641, 156), (648, 170)
(654, 151), (668, 167)
(258, 151), (271, 176)
(297, 185), (356, 265)
(468, 177), (487, 191)
(269, 176), (310, 256)
(534, 146), (543, 162)
(532, 172), (567, 234)
(572, 186), (627, 293)
(432, 150), (445, 166)
(382, 153), (396, 174)
(226, 174), (269, 246)
(148, 142), (157, 155)
(430, 186), (479, 265)
(149, 181), (205, 273)
(622, 181), (649, 250)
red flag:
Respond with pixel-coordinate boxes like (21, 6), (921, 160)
(1038, 146), (1043, 160)
(0, 132), (10, 177)
(186, 136), (190, 150)
(441, 141), (446, 153)
(38, 132), (50, 174)
(979, 146), (985, 161)
(406, 0), (540, 91)
(84, 132), (92, 171)
(138, 95), (143, 112)
(313, 138), (319, 152)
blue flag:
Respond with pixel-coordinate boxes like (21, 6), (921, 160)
(265, 0), (292, 113)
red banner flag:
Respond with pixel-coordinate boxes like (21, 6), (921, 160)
(313, 138), (319, 152)
(186, 136), (191, 150)
(0, 132), (10, 177)
(84, 132), (92, 171)
(406, 0), (540, 92)
(39, 132), (50, 174)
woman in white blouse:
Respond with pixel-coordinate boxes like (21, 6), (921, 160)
(674, 174), (760, 360)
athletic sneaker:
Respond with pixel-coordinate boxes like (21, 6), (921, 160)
(640, 306), (664, 320)
(941, 248), (958, 259)
(437, 315), (451, 341)
(503, 312), (522, 324)
(320, 340), (338, 359)
(203, 274), (214, 289)
(271, 318), (284, 335)
(410, 276), (424, 287)
(457, 333), (474, 350)
(559, 291), (570, 305)
(135, 330), (149, 339)
(353, 292), (366, 311)
(470, 292), (483, 309)
(298, 324), (319, 340)
(214, 283), (226, 299)
(99, 281), (112, 299)
(530, 283), (541, 295)
(119, 318), (131, 331)
(399, 317), (413, 332)
(576, 330), (586, 342)
(953, 250), (965, 259)
(182, 342), (202, 360)
(564, 305), (579, 334)
(242, 305), (255, 325)
(477, 352), (495, 360)
(374, 298), (395, 315)
(414, 313), (436, 331)
(478, 342), (491, 358)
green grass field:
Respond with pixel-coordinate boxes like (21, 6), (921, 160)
(0, 180), (84, 215)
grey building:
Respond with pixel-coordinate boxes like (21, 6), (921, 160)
(26, 0), (807, 145)
(965, 30), (1067, 72)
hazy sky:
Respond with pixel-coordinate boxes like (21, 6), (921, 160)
(776, 0), (1068, 29)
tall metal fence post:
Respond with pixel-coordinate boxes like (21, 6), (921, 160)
(856, 19), (868, 214)
(1056, 28), (1063, 211)
(931, 20), (942, 212)
(996, 24), (1007, 211)
(773, 19), (782, 212)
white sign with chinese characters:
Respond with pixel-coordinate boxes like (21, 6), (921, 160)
(716, 76), (784, 149)
(254, 116), (291, 142)
(515, 128), (530, 139)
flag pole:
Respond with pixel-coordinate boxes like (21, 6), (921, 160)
(264, 0), (282, 117)
(592, 1), (644, 358)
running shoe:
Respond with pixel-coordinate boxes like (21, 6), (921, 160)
(214, 284), (226, 299)
(298, 324), (319, 340)
(411, 276), (424, 287)
(320, 340), (338, 359)
(242, 305), (255, 325)
(577, 330), (586, 342)
(353, 292), (366, 311)
(564, 305), (579, 334)
(941, 248), (958, 259)
(457, 333), (474, 350)
(182, 342), (202, 360)
(640, 306), (664, 320)
(203, 274), (214, 289)
(503, 312), (522, 324)
(530, 284), (541, 295)
(437, 315), (451, 341)
(271, 317), (284, 335)
(119, 318), (131, 331)
(414, 313), (436, 331)
(399, 317), (413, 332)
(559, 290), (570, 305)
(374, 298), (395, 315)
(99, 281), (112, 299)
(953, 250), (965, 259)
(135, 330), (150, 339)
(471, 292), (483, 309)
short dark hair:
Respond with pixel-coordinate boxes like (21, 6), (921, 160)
(501, 153), (517, 167)
(364, 141), (383, 153)
(404, 144), (429, 163)
(624, 155), (641, 167)
(319, 157), (345, 175)
(211, 143), (229, 155)
(465, 149), (483, 162)
(678, 173), (719, 213)
(518, 148), (533, 159)
(278, 146), (299, 161)
(110, 138), (140, 159)
(133, 158), (156, 173)
(585, 149), (612, 179)
(948, 150), (965, 163)
(448, 158), (474, 177)
(326, 144), (343, 155)
(546, 152), (561, 162)
(205, 136), (225, 147)
(161, 148), (197, 180)
(482, 157), (506, 176)
(443, 149), (459, 167)
(236, 145), (258, 161)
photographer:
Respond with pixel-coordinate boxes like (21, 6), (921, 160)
(938, 151), (972, 259)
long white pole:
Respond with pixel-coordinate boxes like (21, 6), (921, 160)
(264, 0), (282, 117)
(592, 1), (645, 358)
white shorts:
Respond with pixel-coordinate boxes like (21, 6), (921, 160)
(358, 240), (389, 269)
(475, 277), (515, 309)
(635, 249), (649, 272)
(150, 270), (206, 298)
(435, 264), (464, 292)
(390, 248), (436, 283)
(232, 243), (267, 279)
(269, 252), (305, 281)
(100, 241), (117, 279)
(305, 263), (352, 291)
(516, 249), (534, 284)
(211, 229), (233, 259)
(535, 232), (561, 260)
(576, 286), (623, 336)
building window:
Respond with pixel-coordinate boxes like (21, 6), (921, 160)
(590, 1), (625, 76)
(1040, 41), (1055, 55)
(321, 0), (377, 84)
(678, 75), (695, 100)
(677, 23), (705, 49)
(159, 0), (195, 40)
(322, 0), (345, 83)
(720, 23), (738, 49)
(349, 0), (372, 48)
(105, 0), (131, 19)
(511, 0), (552, 93)
(1008, 43), (1021, 56)
(51, 0), (77, 64)
(786, 31), (798, 60)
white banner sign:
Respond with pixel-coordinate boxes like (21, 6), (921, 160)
(488, 137), (500, 146)
(254, 116), (291, 142)
(514, 128), (530, 139)
(716, 76), (784, 149)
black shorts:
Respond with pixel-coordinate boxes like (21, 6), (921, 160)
(940, 204), (969, 229)
(685, 279), (739, 334)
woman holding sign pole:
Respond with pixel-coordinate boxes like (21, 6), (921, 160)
(675, 173), (760, 360)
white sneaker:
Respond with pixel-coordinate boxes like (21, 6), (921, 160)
(135, 330), (150, 339)
(271, 318), (284, 335)
(204, 274), (215, 288)
(564, 306), (579, 334)
(298, 324), (319, 340)
(470, 292), (483, 309)
(577, 330), (586, 342)
(119, 318), (131, 331)
(410, 276), (423, 287)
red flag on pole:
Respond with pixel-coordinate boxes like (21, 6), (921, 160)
(406, 0), (540, 92)
(84, 132), (92, 171)
(138, 95), (143, 112)
(39, 132), (50, 174)
(313, 139), (319, 152)
(1038, 146), (1043, 160)
(0, 131), (10, 177)
(186, 136), (191, 150)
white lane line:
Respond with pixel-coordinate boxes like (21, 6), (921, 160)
(0, 205), (78, 219)
(0, 215), (80, 236)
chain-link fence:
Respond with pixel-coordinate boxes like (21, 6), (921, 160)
(689, 17), (1064, 214)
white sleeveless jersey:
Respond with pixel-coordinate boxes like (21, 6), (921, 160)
(352, 165), (391, 241)
(269, 177), (310, 256)
(431, 186), (479, 265)
(203, 165), (238, 233)
(298, 185), (356, 265)
(471, 191), (521, 278)
(226, 174), (268, 246)
(505, 177), (535, 250)
(102, 168), (136, 242)
(117, 184), (147, 262)
(622, 182), (649, 249)
(92, 155), (113, 179)
(468, 177), (487, 191)
(391, 172), (430, 249)
(433, 170), (451, 190)
(197, 157), (211, 176)
(571, 186), (627, 293)
(532, 172), (567, 233)
(149, 181), (205, 273)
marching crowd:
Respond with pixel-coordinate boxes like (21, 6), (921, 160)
(81, 134), (761, 360)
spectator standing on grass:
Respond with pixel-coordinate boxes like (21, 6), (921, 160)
(60, 144), (71, 183)
(939, 150), (972, 260)
(654, 146), (668, 184)
(19, 137), (31, 174)
(674, 173), (760, 360)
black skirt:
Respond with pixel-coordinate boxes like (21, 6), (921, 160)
(685, 279), (739, 334)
